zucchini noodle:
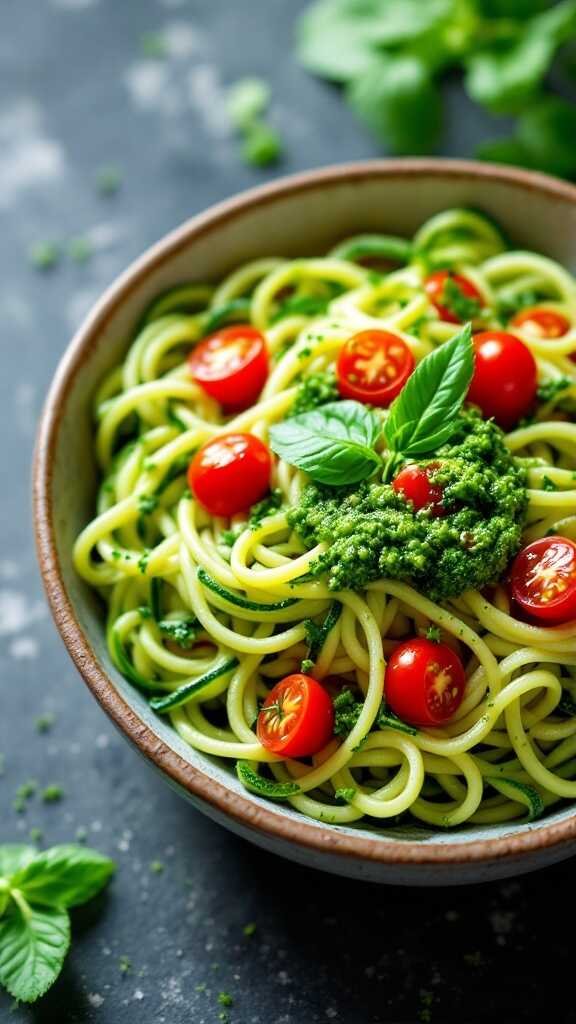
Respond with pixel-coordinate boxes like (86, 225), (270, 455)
(74, 208), (576, 830)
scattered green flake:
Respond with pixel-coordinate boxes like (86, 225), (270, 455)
(119, 955), (132, 975)
(96, 164), (123, 197)
(150, 859), (164, 874)
(300, 658), (314, 673)
(418, 989), (434, 1023)
(29, 827), (43, 844)
(242, 922), (257, 937)
(464, 951), (484, 968)
(111, 549), (122, 561)
(195, 982), (207, 993)
(537, 377), (572, 403)
(334, 787), (356, 802)
(425, 625), (441, 643)
(29, 241), (61, 271)
(541, 475), (558, 492)
(140, 31), (166, 58)
(249, 489), (283, 528)
(75, 826), (88, 843)
(138, 494), (159, 516)
(158, 617), (198, 649)
(226, 78), (270, 130)
(138, 605), (152, 619)
(220, 526), (243, 547)
(35, 713), (55, 734)
(218, 993), (234, 1008)
(441, 276), (482, 321)
(218, 1014), (229, 1023)
(42, 784), (64, 803)
(242, 122), (282, 167)
(138, 550), (151, 575)
(68, 237), (93, 264)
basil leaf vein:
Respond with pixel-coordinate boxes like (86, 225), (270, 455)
(269, 400), (382, 485)
(0, 903), (70, 1003)
(384, 322), (473, 457)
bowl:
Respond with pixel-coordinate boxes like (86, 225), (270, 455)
(34, 159), (576, 885)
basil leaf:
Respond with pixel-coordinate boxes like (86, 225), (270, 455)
(517, 97), (576, 179)
(269, 400), (382, 486)
(476, 136), (535, 170)
(384, 323), (473, 457)
(477, 0), (552, 16)
(297, 0), (381, 81)
(465, 1), (576, 114)
(347, 55), (442, 154)
(12, 845), (115, 909)
(0, 846), (36, 880)
(0, 903), (70, 1003)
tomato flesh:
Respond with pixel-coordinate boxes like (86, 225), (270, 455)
(467, 331), (537, 429)
(384, 637), (466, 727)
(257, 674), (334, 757)
(392, 462), (445, 515)
(188, 325), (268, 411)
(511, 536), (576, 624)
(337, 330), (414, 407)
(424, 270), (483, 324)
(511, 307), (570, 340)
(188, 432), (272, 518)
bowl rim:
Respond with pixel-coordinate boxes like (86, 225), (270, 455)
(33, 157), (576, 868)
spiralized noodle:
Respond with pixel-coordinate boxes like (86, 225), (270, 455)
(74, 209), (576, 829)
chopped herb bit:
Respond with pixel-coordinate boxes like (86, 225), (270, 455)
(119, 955), (132, 975)
(138, 550), (150, 575)
(242, 122), (282, 167)
(303, 618), (323, 653)
(242, 922), (257, 937)
(249, 488), (283, 528)
(300, 658), (314, 673)
(541, 475), (558, 492)
(138, 494), (159, 516)
(158, 617), (198, 649)
(291, 369), (339, 415)
(441, 276), (481, 321)
(150, 859), (164, 874)
(29, 241), (60, 271)
(42, 785), (64, 803)
(138, 605), (152, 619)
(75, 826), (88, 842)
(195, 982), (207, 993)
(497, 289), (540, 319)
(334, 787), (356, 802)
(218, 993), (234, 1008)
(140, 31), (166, 58)
(96, 164), (122, 197)
(35, 713), (55, 734)
(271, 294), (331, 324)
(111, 549), (122, 560)
(29, 827), (43, 844)
(537, 377), (572, 403)
(220, 526), (243, 547)
(68, 238), (92, 264)
(425, 625), (441, 643)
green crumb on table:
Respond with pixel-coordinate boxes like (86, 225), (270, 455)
(226, 78), (270, 130)
(29, 241), (60, 271)
(218, 1015), (229, 1023)
(425, 625), (441, 643)
(119, 955), (132, 975)
(68, 237), (93, 264)
(42, 784), (64, 803)
(29, 827), (43, 844)
(35, 713), (55, 734)
(195, 982), (207, 993)
(242, 922), (257, 937)
(13, 779), (38, 812)
(242, 122), (282, 167)
(75, 826), (88, 842)
(150, 859), (164, 874)
(464, 951), (484, 968)
(140, 32), (166, 58)
(96, 164), (122, 196)
(218, 993), (234, 1008)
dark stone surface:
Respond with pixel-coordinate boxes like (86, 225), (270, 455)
(1, 2), (575, 1021)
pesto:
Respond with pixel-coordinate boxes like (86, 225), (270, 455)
(288, 410), (527, 600)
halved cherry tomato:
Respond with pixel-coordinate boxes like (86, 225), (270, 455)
(511, 307), (570, 340)
(511, 536), (576, 625)
(188, 325), (268, 411)
(257, 674), (334, 757)
(337, 330), (414, 407)
(188, 432), (271, 518)
(467, 331), (537, 429)
(384, 637), (466, 728)
(424, 270), (483, 324)
(392, 462), (446, 515)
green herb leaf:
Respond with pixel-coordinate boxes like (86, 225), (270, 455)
(347, 55), (442, 154)
(476, 136), (535, 171)
(11, 845), (115, 909)
(537, 377), (572, 402)
(0, 902), (70, 1003)
(241, 122), (282, 167)
(384, 323), (473, 458)
(517, 97), (576, 179)
(441, 276), (482, 321)
(269, 400), (382, 486)
(0, 846), (36, 880)
(297, 0), (381, 81)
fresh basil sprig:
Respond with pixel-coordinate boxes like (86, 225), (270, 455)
(384, 322), (473, 461)
(0, 843), (115, 1003)
(269, 400), (382, 485)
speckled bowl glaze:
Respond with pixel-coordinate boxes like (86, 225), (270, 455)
(34, 160), (576, 885)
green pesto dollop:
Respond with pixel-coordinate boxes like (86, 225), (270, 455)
(287, 409), (527, 601)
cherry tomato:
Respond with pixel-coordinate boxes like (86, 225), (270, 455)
(511, 307), (570, 340)
(511, 536), (576, 625)
(384, 637), (466, 728)
(392, 462), (446, 515)
(188, 432), (272, 518)
(467, 331), (537, 429)
(337, 330), (414, 407)
(424, 270), (483, 324)
(188, 325), (268, 411)
(257, 674), (334, 757)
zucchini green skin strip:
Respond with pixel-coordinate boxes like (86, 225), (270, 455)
(197, 567), (298, 611)
(150, 657), (239, 712)
(308, 600), (342, 661)
(486, 776), (544, 822)
(109, 624), (165, 695)
(236, 760), (300, 799)
(202, 299), (252, 335)
(150, 577), (163, 621)
(330, 234), (412, 265)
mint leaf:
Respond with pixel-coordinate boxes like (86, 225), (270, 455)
(12, 845), (115, 909)
(0, 846), (36, 880)
(347, 55), (442, 154)
(297, 0), (383, 81)
(384, 323), (473, 457)
(476, 136), (535, 170)
(465, 1), (576, 114)
(517, 97), (576, 179)
(0, 902), (70, 1002)
(269, 400), (382, 486)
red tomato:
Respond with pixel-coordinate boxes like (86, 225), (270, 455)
(467, 331), (537, 429)
(337, 330), (414, 407)
(188, 325), (268, 411)
(511, 536), (576, 625)
(188, 432), (272, 518)
(257, 674), (334, 757)
(424, 270), (483, 324)
(384, 637), (466, 728)
(511, 307), (570, 340)
(392, 462), (446, 515)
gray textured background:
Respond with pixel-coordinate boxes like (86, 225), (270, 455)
(1, 1), (575, 1022)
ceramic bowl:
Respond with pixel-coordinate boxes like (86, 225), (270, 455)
(34, 159), (576, 885)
